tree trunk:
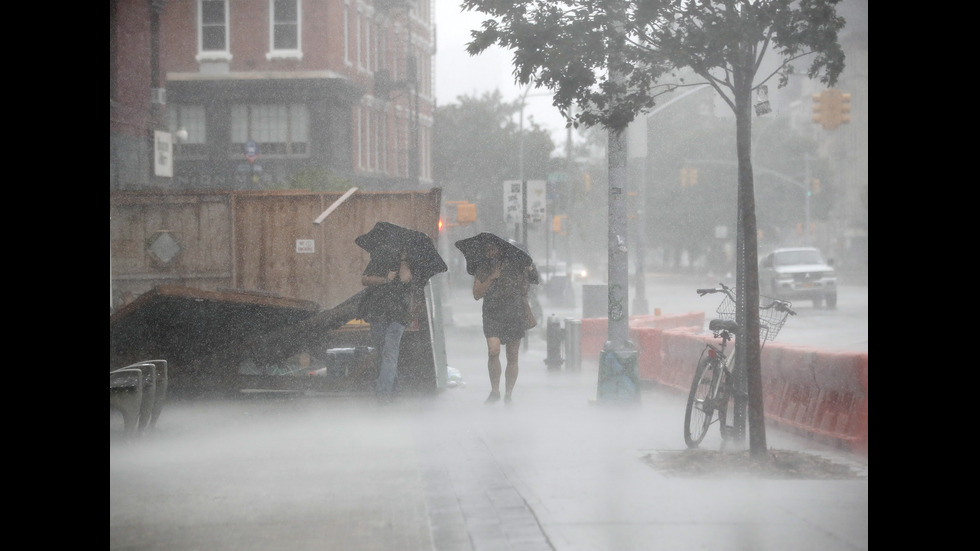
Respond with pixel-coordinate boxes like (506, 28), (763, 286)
(734, 67), (767, 458)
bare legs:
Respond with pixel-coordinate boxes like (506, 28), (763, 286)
(486, 336), (521, 403)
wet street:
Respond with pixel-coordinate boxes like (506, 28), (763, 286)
(110, 276), (868, 551)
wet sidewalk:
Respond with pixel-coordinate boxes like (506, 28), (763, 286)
(110, 285), (868, 551)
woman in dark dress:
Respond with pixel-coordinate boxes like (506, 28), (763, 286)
(472, 242), (534, 404)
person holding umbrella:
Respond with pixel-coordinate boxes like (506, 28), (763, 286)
(357, 222), (447, 405)
(456, 233), (539, 404)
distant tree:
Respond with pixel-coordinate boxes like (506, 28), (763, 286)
(641, 105), (831, 265)
(433, 90), (555, 237)
(462, 0), (846, 457)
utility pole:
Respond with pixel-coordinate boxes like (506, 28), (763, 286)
(596, 18), (639, 404)
(519, 86), (529, 252)
(804, 153), (811, 245)
(628, 119), (648, 315)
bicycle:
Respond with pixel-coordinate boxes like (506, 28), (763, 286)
(682, 282), (796, 449)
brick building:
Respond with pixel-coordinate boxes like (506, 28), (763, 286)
(110, 0), (435, 192)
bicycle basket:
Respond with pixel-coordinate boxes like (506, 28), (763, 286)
(714, 292), (790, 346)
(758, 295), (790, 345)
(715, 294), (736, 322)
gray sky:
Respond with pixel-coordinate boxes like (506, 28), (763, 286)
(434, 2), (572, 146)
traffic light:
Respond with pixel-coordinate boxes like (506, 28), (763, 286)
(456, 202), (476, 224)
(444, 200), (476, 226)
(680, 167), (698, 187)
(438, 218), (444, 232)
(552, 214), (567, 234)
(812, 89), (851, 130)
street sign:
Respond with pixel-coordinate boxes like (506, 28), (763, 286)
(527, 180), (546, 222)
(154, 130), (173, 177)
(503, 180), (547, 224)
(503, 180), (523, 224)
(295, 239), (315, 254)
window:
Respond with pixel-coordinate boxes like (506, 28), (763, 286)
(268, 0), (302, 60)
(343, 0), (350, 65)
(775, 250), (823, 266)
(355, 7), (362, 69)
(167, 104), (208, 158)
(230, 104), (309, 157)
(198, 0), (230, 61)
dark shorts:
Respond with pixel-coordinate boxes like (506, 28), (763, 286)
(482, 306), (525, 343)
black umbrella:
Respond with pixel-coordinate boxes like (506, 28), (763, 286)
(454, 232), (538, 283)
(355, 222), (447, 282)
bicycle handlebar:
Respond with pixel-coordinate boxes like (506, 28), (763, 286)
(772, 300), (797, 316)
(696, 283), (797, 316)
(696, 282), (731, 297)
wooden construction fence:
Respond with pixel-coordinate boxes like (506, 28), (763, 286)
(110, 188), (443, 311)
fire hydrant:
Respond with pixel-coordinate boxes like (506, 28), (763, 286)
(544, 314), (564, 370)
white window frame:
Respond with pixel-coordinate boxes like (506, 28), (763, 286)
(196, 0), (232, 62)
(356, 105), (364, 170)
(230, 103), (309, 158)
(167, 104), (208, 159)
(267, 0), (303, 61)
(363, 11), (371, 72)
(355, 4), (363, 70)
(343, 0), (350, 66)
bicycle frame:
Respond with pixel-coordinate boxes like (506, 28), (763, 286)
(705, 326), (737, 431)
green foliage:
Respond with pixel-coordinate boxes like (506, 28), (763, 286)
(433, 90), (555, 235)
(461, 0), (847, 132)
(460, 0), (849, 455)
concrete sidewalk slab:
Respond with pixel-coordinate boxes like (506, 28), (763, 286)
(111, 284), (867, 551)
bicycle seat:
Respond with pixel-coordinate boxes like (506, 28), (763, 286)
(708, 319), (739, 333)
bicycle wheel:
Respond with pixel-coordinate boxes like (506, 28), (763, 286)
(683, 353), (724, 448)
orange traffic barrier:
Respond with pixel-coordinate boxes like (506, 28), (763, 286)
(579, 312), (705, 365)
(762, 344), (868, 455)
(578, 318), (868, 456)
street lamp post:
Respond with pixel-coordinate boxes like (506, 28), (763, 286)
(519, 86), (529, 251)
(596, 18), (640, 404)
(803, 154), (812, 244)
(629, 85), (709, 316)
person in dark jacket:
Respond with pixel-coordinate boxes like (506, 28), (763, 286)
(359, 247), (417, 404)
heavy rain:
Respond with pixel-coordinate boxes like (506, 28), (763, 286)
(111, 1), (867, 549)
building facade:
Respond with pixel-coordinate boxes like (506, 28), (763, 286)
(111, 0), (435, 193)
(111, 0), (169, 190)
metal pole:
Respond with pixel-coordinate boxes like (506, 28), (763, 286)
(628, 119), (648, 315)
(804, 154), (811, 244)
(596, 18), (639, 404)
(519, 86), (529, 252)
(522, 181), (528, 252)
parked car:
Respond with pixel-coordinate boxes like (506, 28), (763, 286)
(758, 247), (837, 308)
(536, 262), (592, 285)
